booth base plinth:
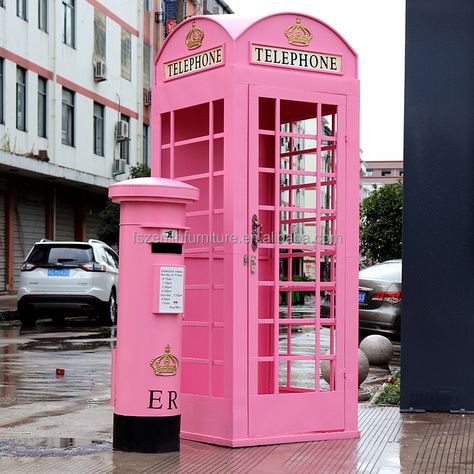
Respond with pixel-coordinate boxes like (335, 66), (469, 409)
(180, 429), (360, 448)
(113, 414), (181, 453)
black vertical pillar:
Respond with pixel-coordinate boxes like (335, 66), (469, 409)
(401, 0), (474, 411)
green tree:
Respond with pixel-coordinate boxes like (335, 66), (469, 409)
(97, 164), (151, 246)
(360, 181), (403, 264)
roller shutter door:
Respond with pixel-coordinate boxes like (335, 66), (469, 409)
(85, 199), (106, 240)
(13, 185), (47, 289)
(56, 195), (75, 241)
(0, 177), (6, 292)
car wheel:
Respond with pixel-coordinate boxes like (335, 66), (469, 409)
(100, 291), (117, 326)
(19, 308), (37, 327)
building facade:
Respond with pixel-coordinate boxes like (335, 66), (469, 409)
(361, 160), (403, 196)
(0, 0), (233, 294)
(0, 0), (158, 293)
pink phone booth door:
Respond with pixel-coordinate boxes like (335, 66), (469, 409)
(248, 86), (347, 437)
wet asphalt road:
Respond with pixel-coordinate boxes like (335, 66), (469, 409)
(0, 318), (115, 460)
(0, 315), (399, 469)
(0, 319), (115, 405)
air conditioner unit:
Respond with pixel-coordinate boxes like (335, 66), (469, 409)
(115, 120), (129, 141)
(94, 60), (107, 82)
(144, 89), (152, 106)
(113, 158), (126, 175)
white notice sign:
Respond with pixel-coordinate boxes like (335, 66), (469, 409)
(159, 266), (184, 313)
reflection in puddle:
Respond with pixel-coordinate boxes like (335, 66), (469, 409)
(0, 324), (115, 404)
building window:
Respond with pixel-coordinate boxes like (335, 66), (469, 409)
(143, 124), (149, 166)
(381, 169), (392, 177)
(38, 0), (47, 32)
(17, 0), (27, 20)
(62, 0), (75, 47)
(0, 59), (3, 124)
(37, 76), (47, 137)
(93, 9), (106, 61)
(119, 114), (130, 163)
(399, 169), (404, 177)
(365, 168), (373, 177)
(93, 102), (104, 156)
(16, 67), (27, 131)
(121, 29), (131, 81)
(62, 88), (74, 146)
(143, 43), (151, 89)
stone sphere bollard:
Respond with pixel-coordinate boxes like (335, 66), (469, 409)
(359, 335), (393, 366)
(321, 348), (369, 387)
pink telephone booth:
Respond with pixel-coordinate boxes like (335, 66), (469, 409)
(152, 12), (360, 447)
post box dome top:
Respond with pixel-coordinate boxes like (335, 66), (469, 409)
(155, 12), (358, 81)
(109, 177), (199, 203)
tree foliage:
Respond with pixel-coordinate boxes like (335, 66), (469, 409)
(97, 165), (151, 246)
(360, 181), (403, 264)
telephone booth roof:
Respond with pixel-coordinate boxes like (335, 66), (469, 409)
(154, 12), (358, 92)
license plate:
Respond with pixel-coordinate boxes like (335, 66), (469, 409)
(358, 292), (366, 303)
(48, 268), (70, 277)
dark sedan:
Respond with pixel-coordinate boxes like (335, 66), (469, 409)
(358, 260), (402, 340)
(321, 259), (402, 340)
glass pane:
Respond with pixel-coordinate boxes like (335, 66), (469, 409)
(320, 289), (336, 319)
(259, 97), (275, 130)
(322, 104), (337, 136)
(258, 324), (274, 357)
(279, 360), (315, 391)
(280, 251), (316, 282)
(320, 324), (336, 356)
(279, 325), (315, 355)
(280, 100), (317, 135)
(320, 360), (335, 391)
(94, 9), (106, 59)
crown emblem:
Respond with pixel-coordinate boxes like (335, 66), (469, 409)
(284, 18), (313, 47)
(150, 345), (179, 376)
(185, 20), (204, 50)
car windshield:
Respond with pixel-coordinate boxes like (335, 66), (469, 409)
(27, 245), (94, 265)
(359, 262), (402, 281)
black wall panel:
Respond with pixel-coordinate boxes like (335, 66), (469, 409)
(401, 0), (474, 411)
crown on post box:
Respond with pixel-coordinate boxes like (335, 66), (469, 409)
(150, 345), (179, 376)
(185, 20), (204, 50)
(284, 18), (313, 47)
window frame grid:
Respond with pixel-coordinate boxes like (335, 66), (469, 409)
(62, 0), (76, 48)
(17, 0), (27, 20)
(38, 0), (48, 32)
(37, 76), (47, 138)
(16, 66), (27, 132)
(93, 101), (105, 156)
(61, 87), (75, 146)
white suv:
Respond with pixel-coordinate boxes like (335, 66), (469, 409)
(17, 239), (119, 326)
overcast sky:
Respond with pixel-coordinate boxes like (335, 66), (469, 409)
(229, 0), (406, 162)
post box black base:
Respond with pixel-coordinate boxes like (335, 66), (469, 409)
(113, 414), (181, 453)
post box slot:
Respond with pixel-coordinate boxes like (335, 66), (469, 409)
(151, 243), (183, 254)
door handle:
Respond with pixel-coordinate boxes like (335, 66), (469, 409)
(251, 214), (263, 252)
(250, 256), (256, 274)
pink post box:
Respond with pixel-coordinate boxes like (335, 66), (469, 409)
(152, 13), (360, 447)
(109, 177), (198, 453)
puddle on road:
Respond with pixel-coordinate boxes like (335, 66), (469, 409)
(0, 323), (115, 403)
(0, 437), (112, 457)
